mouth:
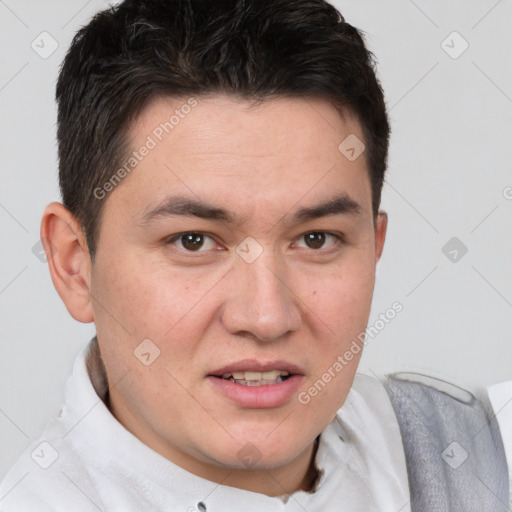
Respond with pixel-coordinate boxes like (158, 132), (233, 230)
(217, 370), (292, 386)
(207, 360), (305, 408)
(208, 359), (303, 385)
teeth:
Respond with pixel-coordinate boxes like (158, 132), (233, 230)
(262, 370), (283, 380)
(221, 370), (290, 381)
(245, 371), (262, 380)
(237, 377), (284, 386)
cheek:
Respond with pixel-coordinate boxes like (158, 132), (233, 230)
(91, 256), (221, 411)
(93, 252), (223, 339)
(296, 257), (374, 404)
(96, 261), (238, 402)
(307, 257), (375, 333)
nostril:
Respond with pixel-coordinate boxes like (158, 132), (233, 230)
(197, 502), (207, 512)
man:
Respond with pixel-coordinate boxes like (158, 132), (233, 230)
(0, 0), (508, 510)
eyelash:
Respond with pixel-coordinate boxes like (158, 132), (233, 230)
(165, 231), (345, 254)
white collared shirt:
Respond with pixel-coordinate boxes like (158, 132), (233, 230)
(0, 339), (412, 511)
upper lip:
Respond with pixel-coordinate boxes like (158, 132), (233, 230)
(208, 359), (304, 377)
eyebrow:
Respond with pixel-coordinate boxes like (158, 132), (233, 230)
(292, 195), (362, 223)
(141, 194), (362, 226)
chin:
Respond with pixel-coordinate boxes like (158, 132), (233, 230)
(208, 432), (314, 471)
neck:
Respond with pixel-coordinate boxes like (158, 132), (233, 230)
(222, 436), (321, 497)
(203, 436), (321, 497)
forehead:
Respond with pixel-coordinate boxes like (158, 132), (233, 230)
(111, 94), (371, 221)
(128, 93), (364, 161)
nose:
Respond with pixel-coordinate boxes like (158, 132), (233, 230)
(220, 250), (302, 342)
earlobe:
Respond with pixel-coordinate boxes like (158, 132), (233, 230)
(40, 202), (94, 323)
(375, 211), (388, 262)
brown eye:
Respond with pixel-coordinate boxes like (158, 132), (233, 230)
(304, 232), (326, 249)
(167, 232), (218, 252)
(181, 233), (204, 251)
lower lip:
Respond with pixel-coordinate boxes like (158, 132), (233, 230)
(206, 375), (304, 408)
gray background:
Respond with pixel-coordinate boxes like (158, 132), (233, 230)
(1, 0), (511, 480)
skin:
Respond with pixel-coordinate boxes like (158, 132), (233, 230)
(42, 94), (387, 497)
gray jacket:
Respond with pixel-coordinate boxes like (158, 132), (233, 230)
(385, 373), (509, 512)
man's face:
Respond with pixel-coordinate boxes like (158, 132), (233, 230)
(88, 94), (386, 482)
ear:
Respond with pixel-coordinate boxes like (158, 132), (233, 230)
(374, 211), (388, 262)
(40, 202), (94, 323)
